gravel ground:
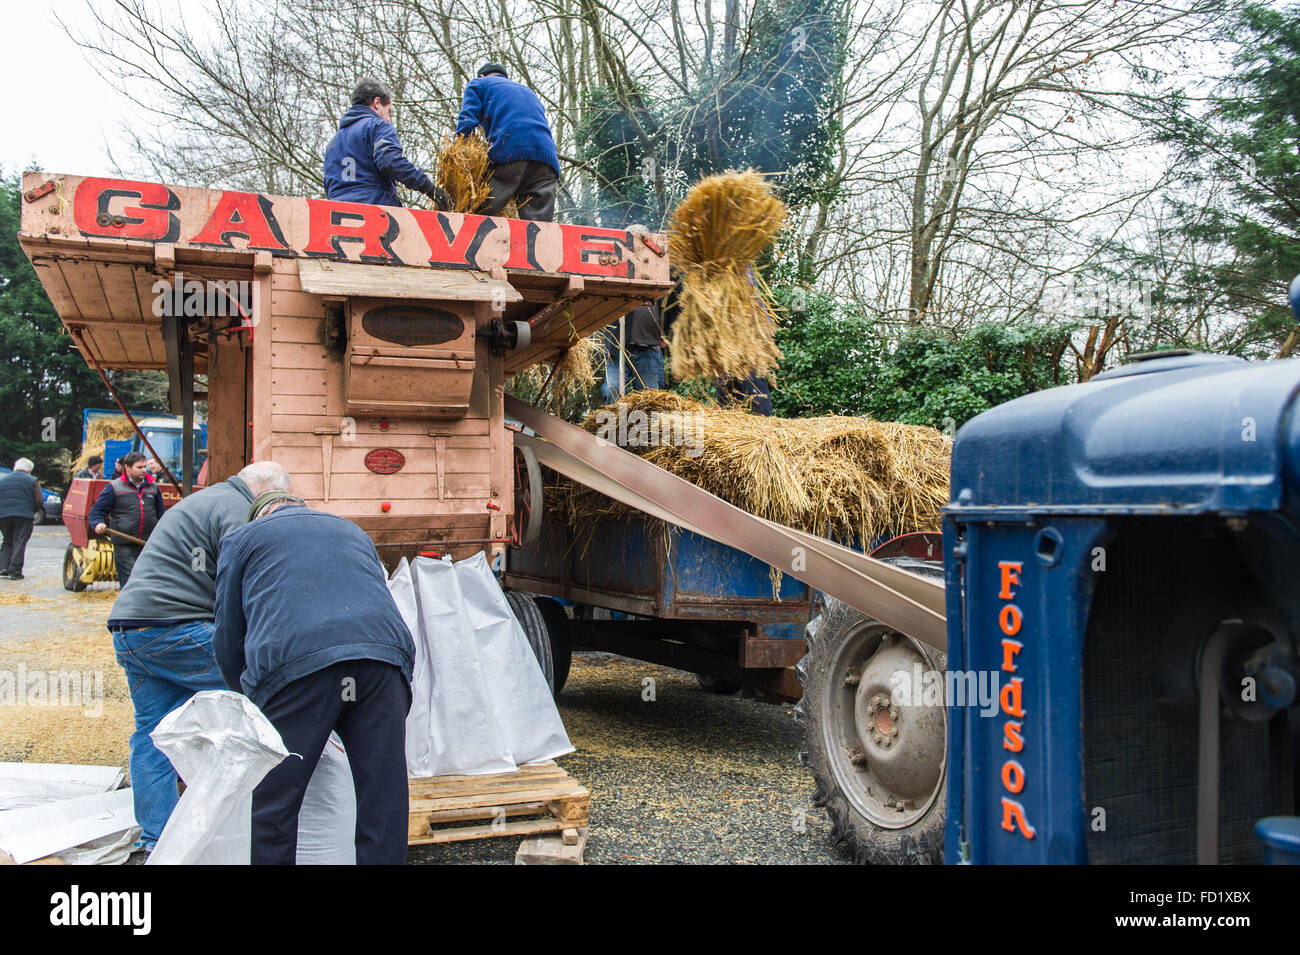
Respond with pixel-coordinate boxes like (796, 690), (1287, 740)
(3, 526), (852, 865)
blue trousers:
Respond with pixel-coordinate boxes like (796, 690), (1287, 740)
(112, 620), (228, 846)
(602, 345), (664, 404)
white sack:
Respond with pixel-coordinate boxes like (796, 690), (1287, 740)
(396, 556), (516, 776)
(0, 788), (137, 864)
(391, 553), (573, 777)
(148, 690), (288, 865)
(296, 733), (356, 865)
(454, 552), (573, 765)
(0, 762), (125, 811)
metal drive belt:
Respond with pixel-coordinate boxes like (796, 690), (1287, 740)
(506, 397), (947, 652)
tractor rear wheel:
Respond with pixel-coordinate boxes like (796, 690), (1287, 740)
(62, 544), (88, 593)
(795, 597), (946, 864)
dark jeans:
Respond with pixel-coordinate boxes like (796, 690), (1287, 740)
(113, 541), (141, 587)
(478, 159), (557, 222)
(0, 516), (34, 575)
(251, 659), (412, 865)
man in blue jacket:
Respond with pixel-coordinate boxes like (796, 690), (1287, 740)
(324, 78), (451, 210)
(456, 63), (560, 221)
(213, 494), (415, 865)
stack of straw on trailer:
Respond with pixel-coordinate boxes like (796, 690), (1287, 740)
(547, 390), (952, 547)
(72, 416), (135, 475)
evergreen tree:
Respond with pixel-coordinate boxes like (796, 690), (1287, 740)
(1152, 3), (1300, 355)
(0, 174), (105, 480)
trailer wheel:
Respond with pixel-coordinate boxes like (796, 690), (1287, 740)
(62, 544), (88, 593)
(795, 597), (946, 864)
(532, 596), (572, 694)
(505, 590), (556, 695)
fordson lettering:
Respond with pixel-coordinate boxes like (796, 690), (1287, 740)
(997, 560), (1036, 840)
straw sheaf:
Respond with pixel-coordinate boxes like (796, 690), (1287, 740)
(434, 131), (493, 214)
(554, 390), (952, 545)
(667, 170), (787, 380)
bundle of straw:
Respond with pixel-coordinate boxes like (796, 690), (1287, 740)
(434, 131), (492, 214)
(552, 390), (951, 546)
(667, 170), (788, 381)
(72, 416), (135, 474)
(515, 334), (603, 405)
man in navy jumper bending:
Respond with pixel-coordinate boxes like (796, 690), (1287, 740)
(213, 494), (414, 865)
(455, 63), (560, 221)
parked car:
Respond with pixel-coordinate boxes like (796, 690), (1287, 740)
(0, 466), (64, 524)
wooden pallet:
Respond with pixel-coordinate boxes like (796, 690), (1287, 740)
(408, 761), (589, 845)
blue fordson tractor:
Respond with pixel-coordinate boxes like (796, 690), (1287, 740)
(938, 283), (1300, 865)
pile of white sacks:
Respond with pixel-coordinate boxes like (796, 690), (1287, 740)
(145, 552), (572, 864)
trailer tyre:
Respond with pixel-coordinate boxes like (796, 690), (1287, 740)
(62, 544), (88, 593)
(505, 590), (557, 695)
(532, 595), (572, 694)
(795, 597), (946, 865)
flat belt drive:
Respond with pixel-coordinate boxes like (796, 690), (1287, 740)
(505, 396), (947, 652)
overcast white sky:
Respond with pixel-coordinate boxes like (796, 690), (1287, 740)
(0, 2), (138, 179)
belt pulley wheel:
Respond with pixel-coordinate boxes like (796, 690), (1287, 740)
(511, 444), (543, 549)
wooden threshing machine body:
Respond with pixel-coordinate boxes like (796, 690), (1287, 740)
(18, 172), (672, 566)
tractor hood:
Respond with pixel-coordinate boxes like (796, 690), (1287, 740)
(948, 352), (1300, 516)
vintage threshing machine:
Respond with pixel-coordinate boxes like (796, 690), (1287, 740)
(17, 172), (672, 566)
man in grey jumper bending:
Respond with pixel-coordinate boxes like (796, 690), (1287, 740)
(107, 460), (292, 853)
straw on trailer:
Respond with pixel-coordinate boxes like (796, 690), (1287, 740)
(551, 390), (952, 547)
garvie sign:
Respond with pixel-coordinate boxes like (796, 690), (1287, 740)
(26, 174), (669, 284)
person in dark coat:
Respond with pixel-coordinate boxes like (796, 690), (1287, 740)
(74, 455), (104, 480)
(324, 78), (451, 210)
(88, 452), (166, 587)
(455, 63), (560, 221)
(213, 494), (415, 865)
(0, 458), (44, 580)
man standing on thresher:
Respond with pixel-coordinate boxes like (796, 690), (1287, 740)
(455, 63), (560, 222)
(89, 452), (165, 587)
(107, 461), (293, 855)
(325, 78), (452, 210)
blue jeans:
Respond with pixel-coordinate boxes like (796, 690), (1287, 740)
(602, 345), (664, 404)
(111, 621), (229, 846)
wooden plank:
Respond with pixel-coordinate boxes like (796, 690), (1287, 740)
(271, 341), (330, 370)
(298, 259), (522, 303)
(271, 313), (325, 344)
(270, 290), (326, 320)
(409, 817), (572, 845)
(409, 785), (587, 813)
(270, 369), (327, 396)
(96, 262), (147, 322)
(444, 474), (491, 498)
(270, 393), (330, 416)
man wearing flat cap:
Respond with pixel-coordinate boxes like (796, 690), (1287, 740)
(455, 63), (560, 221)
